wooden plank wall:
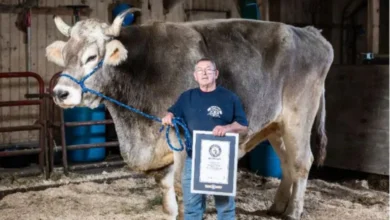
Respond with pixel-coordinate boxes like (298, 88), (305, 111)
(0, 0), (109, 145)
(184, 0), (240, 19)
(324, 65), (389, 175)
(0, 0), (240, 145)
(139, 0), (240, 22)
(0, 0), (34, 145)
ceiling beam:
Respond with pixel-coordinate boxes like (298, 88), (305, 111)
(0, 4), (91, 16)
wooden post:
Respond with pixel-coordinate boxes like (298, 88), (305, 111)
(258, 0), (269, 21)
(268, 0), (280, 22)
(367, 0), (380, 54)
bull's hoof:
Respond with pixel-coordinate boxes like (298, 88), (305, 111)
(162, 207), (177, 217)
(163, 213), (178, 220)
(267, 209), (280, 216)
(164, 216), (178, 220)
(162, 202), (178, 218)
(267, 203), (285, 216)
(282, 212), (303, 220)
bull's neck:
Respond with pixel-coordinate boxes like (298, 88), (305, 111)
(101, 68), (157, 121)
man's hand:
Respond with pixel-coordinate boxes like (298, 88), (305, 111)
(162, 112), (174, 126)
(212, 122), (248, 137)
(212, 125), (229, 136)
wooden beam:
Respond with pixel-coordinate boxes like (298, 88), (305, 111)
(162, 0), (184, 11)
(268, 0), (280, 21)
(367, 0), (380, 53)
(0, 5), (92, 16)
(232, 0), (241, 17)
(258, 0), (269, 21)
(185, 10), (228, 21)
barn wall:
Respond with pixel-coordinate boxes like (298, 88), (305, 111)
(324, 65), (389, 175)
(1, 1), (388, 176)
(266, 0), (389, 175)
(0, 0), (110, 145)
(269, 0), (389, 65)
(0, 0), (239, 145)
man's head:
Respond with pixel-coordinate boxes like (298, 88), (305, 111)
(193, 58), (219, 88)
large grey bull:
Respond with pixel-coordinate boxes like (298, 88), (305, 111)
(46, 8), (333, 220)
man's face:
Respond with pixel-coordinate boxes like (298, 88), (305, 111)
(193, 61), (219, 87)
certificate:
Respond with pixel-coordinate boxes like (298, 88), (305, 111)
(191, 130), (239, 197)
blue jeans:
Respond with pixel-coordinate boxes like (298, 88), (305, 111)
(182, 157), (235, 220)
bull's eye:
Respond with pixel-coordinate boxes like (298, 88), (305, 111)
(85, 55), (97, 64)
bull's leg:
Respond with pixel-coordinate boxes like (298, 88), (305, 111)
(267, 134), (292, 215)
(239, 122), (279, 159)
(160, 164), (179, 219)
(281, 127), (313, 220)
(173, 151), (186, 220)
(283, 153), (312, 220)
(239, 122), (295, 215)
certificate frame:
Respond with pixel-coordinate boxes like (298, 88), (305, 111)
(190, 130), (239, 197)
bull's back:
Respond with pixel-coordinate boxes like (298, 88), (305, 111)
(185, 19), (333, 86)
(121, 19), (332, 133)
(184, 19), (333, 130)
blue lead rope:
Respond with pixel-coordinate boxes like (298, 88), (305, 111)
(60, 60), (191, 152)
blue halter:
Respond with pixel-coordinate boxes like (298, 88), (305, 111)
(59, 60), (192, 152)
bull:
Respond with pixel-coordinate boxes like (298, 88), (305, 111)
(46, 8), (333, 220)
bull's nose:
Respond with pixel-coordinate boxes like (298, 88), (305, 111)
(54, 89), (69, 100)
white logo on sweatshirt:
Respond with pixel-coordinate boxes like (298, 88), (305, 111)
(207, 106), (222, 118)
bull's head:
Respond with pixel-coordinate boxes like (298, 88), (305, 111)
(46, 8), (140, 109)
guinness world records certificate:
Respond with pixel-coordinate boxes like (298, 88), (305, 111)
(191, 130), (239, 196)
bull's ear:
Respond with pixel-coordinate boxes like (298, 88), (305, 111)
(46, 40), (66, 67)
(104, 40), (128, 66)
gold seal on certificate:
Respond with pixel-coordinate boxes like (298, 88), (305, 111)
(191, 130), (238, 196)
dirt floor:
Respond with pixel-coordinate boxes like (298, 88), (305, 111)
(0, 168), (388, 220)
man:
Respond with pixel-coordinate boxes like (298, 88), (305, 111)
(162, 58), (248, 220)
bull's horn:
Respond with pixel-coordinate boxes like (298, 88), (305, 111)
(104, 8), (141, 37)
(53, 16), (71, 37)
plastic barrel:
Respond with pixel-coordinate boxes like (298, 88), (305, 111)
(240, 0), (261, 20)
(64, 104), (106, 162)
(249, 140), (282, 179)
(112, 3), (135, 26)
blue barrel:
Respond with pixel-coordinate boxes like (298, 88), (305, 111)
(112, 3), (135, 26)
(240, 0), (261, 20)
(64, 104), (106, 162)
(249, 140), (282, 179)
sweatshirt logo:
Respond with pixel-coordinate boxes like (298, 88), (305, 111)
(207, 106), (222, 118)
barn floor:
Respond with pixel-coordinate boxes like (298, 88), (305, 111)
(0, 167), (388, 220)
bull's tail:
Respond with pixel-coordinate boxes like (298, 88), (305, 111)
(313, 89), (327, 166)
